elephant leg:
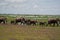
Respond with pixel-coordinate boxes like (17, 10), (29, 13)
(49, 23), (51, 26)
(3, 21), (5, 24)
(33, 23), (36, 25)
(21, 22), (24, 25)
(56, 23), (59, 26)
(46, 23), (48, 26)
(15, 22), (18, 24)
(53, 23), (55, 26)
(0, 21), (1, 23)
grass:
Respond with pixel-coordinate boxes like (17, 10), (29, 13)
(0, 24), (60, 40)
(0, 14), (60, 40)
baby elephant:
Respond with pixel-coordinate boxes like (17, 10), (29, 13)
(39, 22), (46, 26)
(11, 20), (15, 24)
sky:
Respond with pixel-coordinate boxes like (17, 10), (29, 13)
(0, 0), (60, 15)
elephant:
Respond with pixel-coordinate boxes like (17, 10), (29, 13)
(47, 19), (59, 26)
(0, 17), (7, 24)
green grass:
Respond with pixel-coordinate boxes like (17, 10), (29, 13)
(0, 14), (60, 21)
(0, 24), (60, 40)
(0, 14), (60, 40)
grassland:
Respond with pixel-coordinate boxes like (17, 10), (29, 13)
(0, 14), (60, 22)
(0, 14), (60, 40)
(0, 24), (60, 40)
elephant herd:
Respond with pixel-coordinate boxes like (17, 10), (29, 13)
(0, 17), (60, 26)
(11, 18), (37, 25)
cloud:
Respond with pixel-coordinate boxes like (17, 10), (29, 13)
(33, 5), (38, 8)
(0, 0), (28, 9)
(5, 0), (27, 3)
(0, 2), (8, 6)
(0, 0), (60, 15)
(9, 4), (26, 9)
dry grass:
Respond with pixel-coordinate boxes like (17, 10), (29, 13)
(0, 24), (60, 40)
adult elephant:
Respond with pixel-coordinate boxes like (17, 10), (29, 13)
(15, 18), (26, 25)
(0, 17), (7, 24)
(47, 19), (59, 26)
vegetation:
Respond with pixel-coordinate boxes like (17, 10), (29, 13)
(0, 14), (60, 40)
